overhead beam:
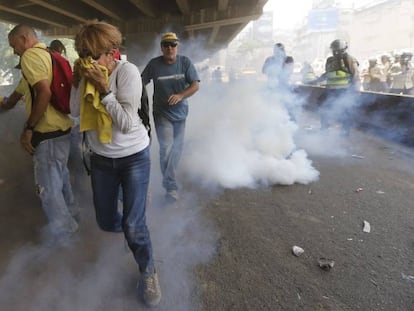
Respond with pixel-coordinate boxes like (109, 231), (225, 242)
(81, 0), (123, 21)
(29, 0), (88, 23)
(184, 14), (261, 31)
(218, 0), (229, 11)
(129, 0), (157, 18)
(0, 15), (46, 30)
(0, 4), (67, 28)
(208, 25), (220, 45)
(226, 22), (249, 43)
(176, 0), (191, 15)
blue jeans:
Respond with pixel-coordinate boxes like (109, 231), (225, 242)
(90, 147), (154, 275)
(154, 115), (186, 192)
(33, 134), (79, 237)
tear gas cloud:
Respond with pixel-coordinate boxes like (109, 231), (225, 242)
(181, 80), (320, 189)
(0, 31), (371, 311)
(0, 36), (217, 311)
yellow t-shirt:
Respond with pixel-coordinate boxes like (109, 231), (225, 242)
(14, 78), (27, 96)
(21, 42), (73, 133)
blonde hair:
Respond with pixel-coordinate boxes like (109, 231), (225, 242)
(74, 20), (122, 57)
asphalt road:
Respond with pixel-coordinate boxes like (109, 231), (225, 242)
(197, 126), (414, 311)
(1, 105), (414, 310)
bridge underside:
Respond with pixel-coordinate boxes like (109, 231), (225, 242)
(0, 0), (268, 63)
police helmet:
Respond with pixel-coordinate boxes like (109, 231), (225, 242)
(401, 52), (413, 61)
(330, 39), (348, 54)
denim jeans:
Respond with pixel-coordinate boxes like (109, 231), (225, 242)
(90, 147), (154, 275)
(153, 115), (186, 192)
(33, 134), (79, 237)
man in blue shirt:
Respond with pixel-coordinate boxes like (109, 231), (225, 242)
(142, 32), (200, 202)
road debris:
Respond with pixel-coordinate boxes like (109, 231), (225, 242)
(292, 246), (304, 257)
(402, 273), (414, 284)
(363, 220), (371, 233)
(376, 190), (385, 194)
(355, 187), (363, 192)
(351, 154), (365, 159)
(308, 189), (312, 194)
(318, 258), (335, 271)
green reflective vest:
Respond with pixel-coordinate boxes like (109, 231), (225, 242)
(325, 56), (352, 88)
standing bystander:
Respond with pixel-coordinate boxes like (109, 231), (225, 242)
(262, 42), (294, 90)
(48, 39), (67, 56)
(389, 52), (414, 95)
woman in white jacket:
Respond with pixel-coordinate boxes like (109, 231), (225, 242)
(70, 20), (161, 307)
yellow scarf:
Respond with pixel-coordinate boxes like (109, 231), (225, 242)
(76, 57), (112, 143)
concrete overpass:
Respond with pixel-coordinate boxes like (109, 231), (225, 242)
(0, 0), (268, 64)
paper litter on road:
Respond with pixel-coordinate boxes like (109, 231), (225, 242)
(292, 245), (304, 257)
(351, 154), (365, 159)
(363, 220), (371, 233)
(402, 273), (414, 284)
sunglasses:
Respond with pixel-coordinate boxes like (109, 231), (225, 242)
(162, 42), (178, 48)
(79, 50), (113, 60)
(79, 51), (101, 60)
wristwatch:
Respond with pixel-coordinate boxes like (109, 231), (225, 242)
(24, 122), (35, 131)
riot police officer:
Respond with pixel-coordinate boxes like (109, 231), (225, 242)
(318, 39), (360, 136)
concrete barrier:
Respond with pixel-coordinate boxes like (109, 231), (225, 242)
(295, 84), (414, 146)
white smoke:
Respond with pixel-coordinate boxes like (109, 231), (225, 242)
(181, 80), (320, 189)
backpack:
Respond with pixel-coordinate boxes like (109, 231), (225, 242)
(139, 84), (151, 137)
(116, 62), (151, 137)
(27, 47), (72, 114)
(48, 50), (72, 114)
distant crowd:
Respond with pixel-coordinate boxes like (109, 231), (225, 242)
(359, 52), (413, 94)
(301, 52), (414, 95)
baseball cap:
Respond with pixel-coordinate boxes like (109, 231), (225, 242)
(161, 32), (179, 42)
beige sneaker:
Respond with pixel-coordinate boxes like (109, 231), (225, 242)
(166, 190), (179, 202)
(141, 272), (162, 307)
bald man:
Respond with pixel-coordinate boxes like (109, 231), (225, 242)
(5, 24), (79, 245)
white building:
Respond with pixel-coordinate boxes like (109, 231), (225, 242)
(292, 0), (414, 68)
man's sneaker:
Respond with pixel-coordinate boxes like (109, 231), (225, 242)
(165, 190), (179, 202)
(141, 272), (162, 307)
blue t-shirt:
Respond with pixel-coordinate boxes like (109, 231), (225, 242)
(142, 55), (199, 121)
